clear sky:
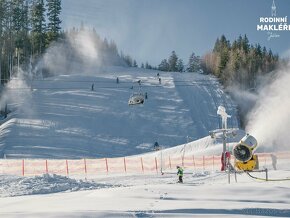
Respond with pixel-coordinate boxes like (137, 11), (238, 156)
(61, 0), (290, 66)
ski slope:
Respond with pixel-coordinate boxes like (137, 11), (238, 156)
(0, 67), (239, 159)
(1, 67), (290, 218)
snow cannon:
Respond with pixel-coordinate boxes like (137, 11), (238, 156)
(233, 134), (259, 171)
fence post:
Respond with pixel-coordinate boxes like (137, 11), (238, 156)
(45, 160), (48, 174)
(141, 157), (144, 173)
(66, 160), (69, 176)
(105, 158), (109, 173)
(169, 156), (172, 169)
(22, 159), (25, 176)
(84, 159), (87, 175)
(124, 157), (127, 173)
(155, 157), (158, 174)
(212, 155), (214, 171)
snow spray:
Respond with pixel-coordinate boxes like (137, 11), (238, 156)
(38, 27), (100, 76)
(0, 69), (34, 118)
(246, 62), (290, 151)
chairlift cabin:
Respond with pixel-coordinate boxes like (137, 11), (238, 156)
(128, 80), (145, 106)
(128, 93), (145, 105)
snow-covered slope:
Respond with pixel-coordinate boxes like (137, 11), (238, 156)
(0, 67), (239, 159)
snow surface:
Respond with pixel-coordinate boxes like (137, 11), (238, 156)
(2, 67), (289, 217)
(1, 170), (290, 217)
(0, 67), (239, 159)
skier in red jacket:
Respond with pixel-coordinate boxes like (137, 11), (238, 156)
(221, 151), (231, 171)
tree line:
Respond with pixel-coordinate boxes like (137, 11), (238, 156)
(0, 0), (62, 82)
(0, 0), (140, 82)
(146, 34), (279, 92)
(155, 51), (201, 73)
(201, 34), (279, 89)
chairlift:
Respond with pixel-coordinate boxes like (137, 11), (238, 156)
(128, 93), (145, 105)
(128, 80), (145, 106)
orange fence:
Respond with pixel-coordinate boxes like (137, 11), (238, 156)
(0, 152), (289, 177)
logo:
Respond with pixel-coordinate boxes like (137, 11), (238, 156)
(257, 0), (290, 41)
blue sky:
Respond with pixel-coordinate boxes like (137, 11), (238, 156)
(61, 0), (290, 66)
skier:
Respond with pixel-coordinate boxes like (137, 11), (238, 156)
(176, 166), (183, 183)
(271, 154), (277, 170)
(221, 151), (231, 171)
(153, 141), (160, 151)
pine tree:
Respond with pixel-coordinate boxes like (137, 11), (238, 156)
(168, 51), (178, 72)
(46, 0), (62, 44)
(31, 0), (46, 55)
(242, 34), (249, 53)
(176, 59), (184, 72)
(158, 59), (169, 71)
(11, 0), (30, 72)
(0, 0), (5, 82)
(187, 52), (201, 72)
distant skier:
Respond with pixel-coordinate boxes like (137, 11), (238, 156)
(176, 166), (183, 183)
(158, 77), (161, 84)
(271, 154), (277, 170)
(91, 83), (94, 91)
(116, 77), (119, 84)
(145, 92), (148, 99)
(153, 141), (160, 151)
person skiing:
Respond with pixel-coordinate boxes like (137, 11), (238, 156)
(153, 141), (160, 151)
(221, 151), (231, 171)
(176, 166), (183, 183)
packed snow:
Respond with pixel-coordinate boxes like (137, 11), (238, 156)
(1, 170), (290, 217)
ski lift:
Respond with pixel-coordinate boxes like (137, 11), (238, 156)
(128, 93), (145, 105)
(128, 80), (145, 106)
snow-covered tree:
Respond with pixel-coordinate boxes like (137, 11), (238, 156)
(177, 59), (184, 72)
(187, 53), (201, 72)
(168, 51), (178, 72)
(158, 59), (169, 71)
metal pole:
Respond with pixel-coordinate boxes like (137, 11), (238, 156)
(160, 147), (163, 173)
(182, 137), (188, 166)
(223, 130), (227, 171)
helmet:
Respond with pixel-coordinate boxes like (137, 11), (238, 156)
(176, 166), (180, 169)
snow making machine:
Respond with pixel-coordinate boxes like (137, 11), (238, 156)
(233, 134), (259, 171)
